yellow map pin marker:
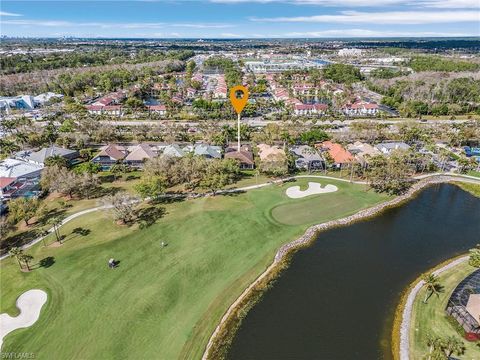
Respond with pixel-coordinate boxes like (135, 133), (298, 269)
(230, 85), (249, 114)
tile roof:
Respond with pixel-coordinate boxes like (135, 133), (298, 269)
(225, 150), (254, 165)
(125, 144), (156, 162)
(96, 144), (126, 160)
(317, 141), (354, 164)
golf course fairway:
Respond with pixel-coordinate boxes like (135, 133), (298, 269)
(0, 178), (389, 359)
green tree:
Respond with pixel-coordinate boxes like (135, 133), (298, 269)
(74, 162), (101, 174)
(135, 176), (166, 200)
(44, 155), (68, 168)
(299, 129), (330, 146)
(422, 273), (443, 304)
(19, 253), (34, 271)
(323, 63), (363, 84)
(468, 245), (480, 267)
(49, 216), (65, 243)
(8, 197), (40, 226)
(110, 163), (129, 180)
(367, 152), (413, 195)
(8, 247), (24, 270)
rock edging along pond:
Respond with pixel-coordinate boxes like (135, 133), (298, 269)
(398, 256), (469, 360)
(202, 175), (470, 360)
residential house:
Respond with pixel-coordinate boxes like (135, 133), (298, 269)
(87, 91), (126, 117)
(146, 105), (167, 116)
(124, 144), (156, 168)
(375, 142), (410, 155)
(184, 144), (222, 159)
(290, 145), (324, 171)
(213, 75), (227, 99)
(16, 146), (79, 167)
(0, 158), (43, 180)
(0, 159), (43, 200)
(91, 144), (127, 170)
(86, 105), (123, 117)
(294, 103), (328, 116)
(316, 141), (354, 169)
(0, 177), (30, 201)
(162, 144), (185, 158)
(33, 92), (63, 105)
(186, 87), (197, 98)
(257, 144), (285, 161)
(347, 141), (381, 167)
(343, 100), (379, 117)
(225, 146), (255, 169)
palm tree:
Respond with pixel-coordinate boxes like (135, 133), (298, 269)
(19, 254), (34, 271)
(8, 247), (24, 269)
(425, 333), (442, 360)
(442, 336), (465, 357)
(49, 216), (64, 243)
(422, 273), (443, 304)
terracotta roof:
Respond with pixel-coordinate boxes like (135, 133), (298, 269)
(346, 101), (379, 110)
(96, 144), (126, 160)
(147, 105), (167, 111)
(0, 177), (16, 188)
(316, 141), (354, 164)
(294, 103), (328, 111)
(225, 150), (254, 165)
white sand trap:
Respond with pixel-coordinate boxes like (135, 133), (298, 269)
(0, 289), (47, 348)
(286, 182), (338, 199)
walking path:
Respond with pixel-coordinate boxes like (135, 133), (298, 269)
(0, 289), (48, 349)
(399, 256), (469, 360)
(1, 173), (478, 261)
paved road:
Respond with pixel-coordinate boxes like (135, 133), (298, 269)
(102, 117), (473, 128)
(1, 173), (479, 261)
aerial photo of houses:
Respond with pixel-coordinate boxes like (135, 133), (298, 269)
(0, 1), (480, 359)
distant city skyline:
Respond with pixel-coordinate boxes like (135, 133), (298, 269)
(1, 0), (479, 38)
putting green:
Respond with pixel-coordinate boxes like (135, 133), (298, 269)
(0, 178), (389, 359)
(272, 181), (383, 226)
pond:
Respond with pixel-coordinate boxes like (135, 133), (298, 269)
(227, 184), (480, 360)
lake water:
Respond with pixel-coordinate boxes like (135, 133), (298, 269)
(227, 184), (480, 360)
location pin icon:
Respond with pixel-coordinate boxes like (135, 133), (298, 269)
(230, 85), (249, 114)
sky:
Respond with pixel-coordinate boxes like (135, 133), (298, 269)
(1, 0), (479, 38)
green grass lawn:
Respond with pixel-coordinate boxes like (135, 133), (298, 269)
(468, 170), (480, 179)
(0, 178), (389, 359)
(454, 182), (480, 198)
(409, 261), (479, 359)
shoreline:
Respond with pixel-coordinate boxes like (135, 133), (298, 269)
(396, 255), (469, 360)
(202, 175), (475, 360)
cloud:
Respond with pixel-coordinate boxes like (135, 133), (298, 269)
(284, 28), (478, 37)
(211, 0), (479, 7)
(0, 11), (22, 16)
(252, 10), (480, 24)
(1, 19), (233, 29)
(219, 32), (244, 37)
(171, 23), (233, 28)
(414, 0), (480, 8)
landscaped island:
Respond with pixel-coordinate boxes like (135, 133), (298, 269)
(0, 177), (389, 359)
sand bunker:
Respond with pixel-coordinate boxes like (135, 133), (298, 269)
(286, 182), (338, 199)
(0, 289), (47, 349)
